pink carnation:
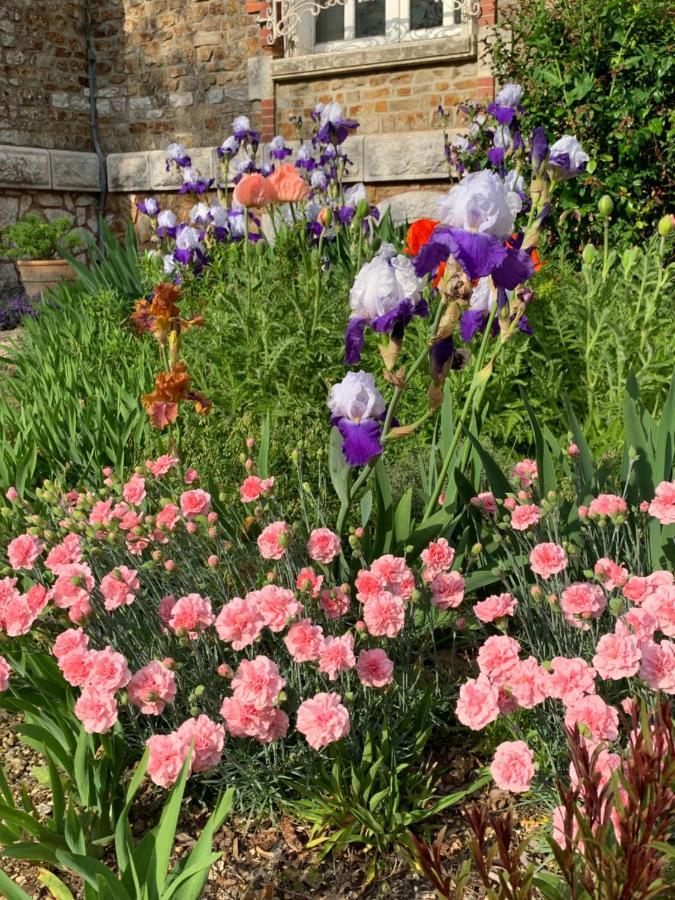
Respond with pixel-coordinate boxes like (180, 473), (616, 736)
(215, 596), (264, 649)
(52, 563), (94, 616)
(155, 503), (181, 533)
(490, 740), (534, 793)
(239, 475), (275, 503)
(284, 619), (324, 662)
(588, 493), (628, 519)
(7, 534), (42, 571)
(231, 655), (285, 709)
(429, 571), (465, 610)
(53, 627), (89, 661)
(128, 661), (176, 715)
(477, 635), (521, 684)
(473, 592), (517, 623)
(24, 584), (48, 616)
(45, 534), (82, 573)
(470, 492), (497, 514)
(592, 630), (641, 680)
(318, 633), (355, 681)
(306, 528), (341, 564)
(648, 480), (675, 525)
(560, 582), (607, 629)
(564, 694), (619, 742)
(356, 649), (394, 688)
(147, 454), (179, 477)
(642, 584), (675, 637)
(529, 543), (568, 579)
(89, 499), (114, 527)
(158, 594), (176, 626)
(370, 555), (414, 600)
(319, 586), (351, 620)
(456, 674), (500, 731)
(220, 697), (289, 743)
(0, 655), (10, 691)
(180, 489), (211, 519)
(421, 538), (455, 581)
(86, 646), (131, 693)
(146, 732), (190, 788)
(362, 591), (405, 638)
(122, 474), (146, 506)
(511, 459), (538, 488)
(247, 584), (301, 632)
(99, 566), (139, 612)
(257, 520), (291, 560)
(295, 567), (323, 598)
(75, 687), (118, 734)
(168, 593), (214, 639)
(617, 607), (657, 647)
(296, 692), (350, 750)
(593, 557), (628, 591)
(548, 657), (596, 704)
(510, 504), (541, 531)
(176, 715), (225, 772)
(639, 640), (675, 693)
(504, 656), (550, 708)
(3, 594), (37, 636)
(58, 648), (92, 687)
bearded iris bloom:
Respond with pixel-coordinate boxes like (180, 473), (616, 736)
(548, 135), (589, 180)
(328, 371), (386, 467)
(313, 101), (358, 145)
(179, 167), (215, 195)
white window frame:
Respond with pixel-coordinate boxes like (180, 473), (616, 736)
(293, 0), (463, 56)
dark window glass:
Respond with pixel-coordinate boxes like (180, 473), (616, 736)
(316, 4), (345, 43)
(355, 0), (386, 37)
(410, 0), (444, 29)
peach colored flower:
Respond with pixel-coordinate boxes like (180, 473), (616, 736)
(594, 557), (628, 590)
(7, 534), (42, 571)
(231, 655), (285, 709)
(588, 493), (628, 519)
(75, 687), (118, 734)
(45, 534), (82, 573)
(564, 694), (619, 742)
(592, 630), (641, 680)
(296, 692), (350, 750)
(473, 592), (517, 623)
(215, 596), (265, 649)
(53, 627), (89, 661)
(319, 586), (351, 620)
(168, 593), (214, 639)
(284, 619), (324, 662)
(307, 528), (341, 564)
(529, 542), (568, 579)
(318, 633), (355, 681)
(146, 732), (189, 788)
(456, 674), (500, 730)
(295, 567), (323, 598)
(180, 488), (211, 519)
(220, 697), (289, 743)
(470, 492), (497, 514)
(176, 715), (225, 772)
(639, 640), (675, 693)
(511, 459), (538, 488)
(147, 454), (179, 477)
(356, 649), (394, 688)
(100, 566), (139, 612)
(362, 591), (405, 637)
(504, 656), (550, 708)
(267, 164), (310, 202)
(0, 655), (10, 691)
(510, 504), (541, 531)
(429, 571), (465, 609)
(477, 634), (521, 684)
(3, 594), (37, 636)
(258, 520), (291, 560)
(560, 582), (607, 629)
(86, 647), (131, 693)
(648, 480), (675, 525)
(233, 173), (277, 207)
(239, 475), (275, 503)
(128, 661), (176, 715)
(421, 538), (455, 581)
(643, 584), (675, 637)
(490, 740), (534, 793)
(247, 584), (301, 632)
(548, 657), (596, 704)
(122, 474), (146, 506)
(617, 607), (657, 646)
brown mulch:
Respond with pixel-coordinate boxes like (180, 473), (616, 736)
(0, 708), (509, 898)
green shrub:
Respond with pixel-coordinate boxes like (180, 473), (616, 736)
(0, 213), (82, 261)
(489, 0), (675, 245)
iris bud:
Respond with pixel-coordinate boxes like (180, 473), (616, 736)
(582, 244), (597, 265)
(598, 195), (613, 218)
(658, 214), (673, 237)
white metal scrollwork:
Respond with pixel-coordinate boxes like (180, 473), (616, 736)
(264, 0), (480, 46)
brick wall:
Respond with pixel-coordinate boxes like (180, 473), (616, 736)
(0, 0), (91, 150)
(92, 0), (260, 154)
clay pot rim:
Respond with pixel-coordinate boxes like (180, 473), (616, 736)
(16, 258), (73, 266)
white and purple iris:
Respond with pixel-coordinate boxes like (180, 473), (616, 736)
(136, 197), (160, 217)
(156, 210), (177, 239)
(173, 224), (207, 271)
(328, 371), (386, 467)
(232, 115), (260, 147)
(313, 101), (358, 145)
(548, 135), (589, 180)
(166, 142), (191, 170)
(217, 135), (240, 159)
(345, 243), (428, 365)
(414, 170), (534, 290)
(294, 142), (316, 171)
(268, 135), (292, 161)
(179, 166), (214, 195)
(487, 83), (524, 125)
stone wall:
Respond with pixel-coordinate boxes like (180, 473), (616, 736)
(0, 0), (91, 150)
(91, 0), (260, 154)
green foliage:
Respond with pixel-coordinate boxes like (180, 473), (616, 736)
(0, 284), (156, 494)
(489, 0), (675, 244)
(64, 220), (143, 301)
(1, 213), (83, 261)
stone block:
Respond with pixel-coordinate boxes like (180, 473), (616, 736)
(168, 92), (194, 108)
(207, 87), (224, 104)
(0, 145), (51, 189)
(193, 31), (220, 47)
(363, 131), (448, 182)
(129, 96), (154, 110)
(148, 146), (213, 190)
(50, 91), (69, 109)
(0, 195), (19, 229)
(378, 190), (446, 225)
(0, 262), (19, 290)
(51, 151), (100, 191)
(107, 152), (150, 191)
(247, 55), (272, 101)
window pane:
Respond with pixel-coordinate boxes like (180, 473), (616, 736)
(410, 0), (444, 29)
(316, 4), (345, 43)
(355, 0), (386, 38)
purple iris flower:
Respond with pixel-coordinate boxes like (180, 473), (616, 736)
(179, 167), (215, 195)
(231, 115), (260, 148)
(156, 210), (177, 240)
(328, 371), (386, 467)
(295, 142), (317, 171)
(217, 135), (240, 159)
(166, 142), (192, 171)
(548, 135), (589, 180)
(268, 135), (293, 161)
(487, 83), (524, 125)
(173, 225), (208, 271)
(531, 126), (549, 169)
(136, 197), (160, 217)
(314, 101), (358, 146)
(345, 245), (427, 365)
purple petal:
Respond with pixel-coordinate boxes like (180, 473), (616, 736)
(337, 419), (383, 467)
(429, 336), (456, 380)
(487, 147), (505, 167)
(459, 310), (489, 342)
(531, 126), (548, 168)
(445, 229), (508, 281)
(488, 103), (517, 125)
(491, 247), (534, 290)
(345, 317), (366, 365)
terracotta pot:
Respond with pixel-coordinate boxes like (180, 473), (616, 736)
(16, 258), (77, 298)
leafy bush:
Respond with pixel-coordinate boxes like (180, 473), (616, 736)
(489, 0), (675, 244)
(0, 213), (82, 261)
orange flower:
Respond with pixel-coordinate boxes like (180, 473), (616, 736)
(149, 282), (182, 319)
(130, 298), (154, 333)
(141, 363), (211, 429)
(267, 164), (310, 203)
(233, 173), (278, 208)
(403, 218), (440, 256)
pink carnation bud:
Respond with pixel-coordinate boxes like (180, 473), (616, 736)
(355, 620), (366, 632)
(164, 559), (176, 572)
(246, 437), (255, 449)
(207, 555), (219, 568)
(438, 492), (445, 506)
(102, 467), (113, 477)
(207, 512), (218, 524)
(456, 617), (466, 629)
(244, 458), (255, 472)
(217, 663), (233, 678)
(578, 505), (589, 518)
(185, 521), (198, 534)
(163, 658), (175, 668)
(639, 500), (650, 512)
(5, 487), (18, 502)
(152, 550), (163, 562)
(567, 443), (580, 457)
(517, 490), (528, 501)
(504, 497), (517, 510)
(266, 571), (277, 582)
(354, 527), (365, 539)
(184, 468), (199, 484)
(208, 527), (216, 538)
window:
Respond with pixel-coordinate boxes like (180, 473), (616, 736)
(303, 0), (463, 54)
